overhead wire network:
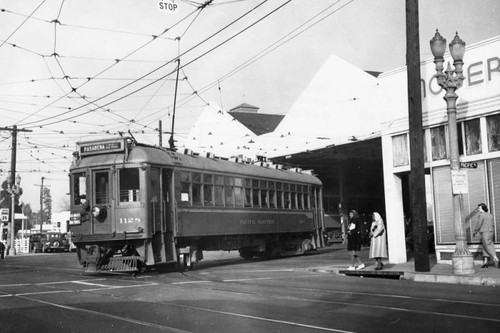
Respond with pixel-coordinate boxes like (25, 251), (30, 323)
(0, 0), (355, 208)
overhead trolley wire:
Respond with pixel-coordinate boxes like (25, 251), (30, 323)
(0, 0), (47, 50)
(18, 0), (275, 129)
(15, 3), (203, 126)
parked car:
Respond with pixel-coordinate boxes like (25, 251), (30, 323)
(42, 232), (70, 252)
(29, 233), (47, 253)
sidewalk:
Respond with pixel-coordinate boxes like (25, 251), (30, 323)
(310, 244), (500, 287)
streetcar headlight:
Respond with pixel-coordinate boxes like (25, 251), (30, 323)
(91, 206), (101, 218)
(91, 206), (107, 221)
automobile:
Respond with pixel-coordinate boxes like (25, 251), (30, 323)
(42, 232), (70, 252)
(29, 233), (47, 253)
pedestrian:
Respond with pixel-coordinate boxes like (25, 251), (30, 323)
(369, 212), (388, 270)
(473, 203), (499, 268)
(346, 209), (365, 270)
(0, 241), (5, 259)
(360, 215), (370, 247)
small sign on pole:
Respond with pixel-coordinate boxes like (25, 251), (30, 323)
(460, 162), (478, 169)
(1, 208), (9, 222)
(451, 170), (468, 194)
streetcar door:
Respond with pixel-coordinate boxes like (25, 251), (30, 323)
(91, 170), (113, 234)
(162, 168), (176, 262)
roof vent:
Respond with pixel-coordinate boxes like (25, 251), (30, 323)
(206, 152), (215, 158)
(291, 167), (302, 173)
(184, 148), (193, 155)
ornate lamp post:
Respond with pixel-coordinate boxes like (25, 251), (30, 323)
(7, 173), (21, 256)
(430, 30), (474, 274)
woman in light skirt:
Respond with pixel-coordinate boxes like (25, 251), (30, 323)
(369, 212), (388, 270)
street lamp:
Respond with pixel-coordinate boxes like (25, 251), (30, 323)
(430, 30), (474, 275)
(6, 173), (21, 256)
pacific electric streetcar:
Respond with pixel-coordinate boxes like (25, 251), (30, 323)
(69, 137), (324, 272)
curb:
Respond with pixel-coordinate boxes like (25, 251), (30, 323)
(402, 272), (500, 287)
(309, 266), (500, 288)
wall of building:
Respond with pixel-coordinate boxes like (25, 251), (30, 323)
(380, 35), (500, 263)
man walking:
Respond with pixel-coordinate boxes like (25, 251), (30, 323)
(473, 203), (499, 268)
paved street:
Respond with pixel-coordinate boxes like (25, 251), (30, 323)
(1, 249), (500, 332)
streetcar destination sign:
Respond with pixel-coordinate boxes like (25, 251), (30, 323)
(79, 139), (125, 156)
(460, 162), (478, 169)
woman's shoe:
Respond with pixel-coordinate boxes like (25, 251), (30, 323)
(375, 266), (382, 270)
(481, 263), (489, 268)
(355, 263), (365, 270)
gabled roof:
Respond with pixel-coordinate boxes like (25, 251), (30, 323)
(230, 112), (284, 135)
(229, 103), (259, 112)
(185, 54), (383, 159)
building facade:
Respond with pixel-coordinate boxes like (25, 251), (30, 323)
(380, 36), (500, 263)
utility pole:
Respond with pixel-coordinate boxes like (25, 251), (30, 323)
(406, 0), (430, 271)
(34, 177), (49, 234)
(0, 125), (32, 255)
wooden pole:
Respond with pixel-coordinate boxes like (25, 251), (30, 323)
(406, 0), (429, 271)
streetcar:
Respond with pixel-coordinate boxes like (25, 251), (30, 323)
(69, 137), (324, 272)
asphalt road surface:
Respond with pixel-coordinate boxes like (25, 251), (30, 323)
(1, 249), (499, 332)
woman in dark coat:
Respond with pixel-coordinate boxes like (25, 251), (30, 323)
(347, 210), (364, 270)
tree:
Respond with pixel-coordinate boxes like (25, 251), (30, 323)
(42, 187), (52, 223)
(22, 203), (34, 230)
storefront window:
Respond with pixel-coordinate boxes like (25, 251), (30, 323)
(464, 118), (482, 155)
(431, 126), (447, 161)
(487, 114), (500, 152)
(392, 134), (409, 167)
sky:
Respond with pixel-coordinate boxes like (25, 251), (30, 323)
(1, 0), (499, 212)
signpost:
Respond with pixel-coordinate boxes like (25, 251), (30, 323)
(1, 208), (9, 222)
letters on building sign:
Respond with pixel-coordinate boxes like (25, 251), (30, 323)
(421, 56), (500, 99)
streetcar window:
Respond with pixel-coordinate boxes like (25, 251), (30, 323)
(284, 190), (291, 209)
(95, 171), (109, 204)
(203, 174), (213, 206)
(192, 173), (202, 206)
(119, 168), (140, 202)
(234, 179), (244, 207)
(304, 186), (310, 209)
(260, 181), (268, 208)
(277, 189), (283, 208)
(215, 175), (224, 206)
(252, 183), (260, 207)
(180, 171), (190, 205)
(73, 172), (87, 205)
(291, 192), (297, 209)
(225, 177), (234, 207)
(244, 187), (252, 207)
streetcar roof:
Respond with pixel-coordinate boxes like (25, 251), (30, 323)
(72, 139), (322, 185)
